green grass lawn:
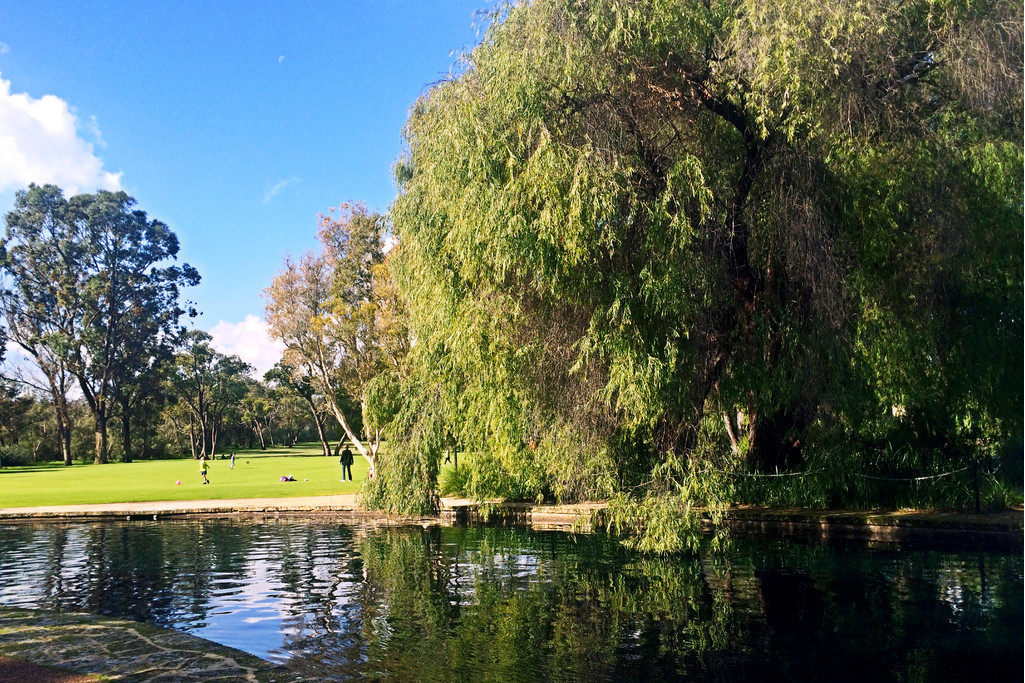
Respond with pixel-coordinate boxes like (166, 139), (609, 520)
(0, 443), (369, 508)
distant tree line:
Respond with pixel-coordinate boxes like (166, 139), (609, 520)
(0, 185), (354, 464)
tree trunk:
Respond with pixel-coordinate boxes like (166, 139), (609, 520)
(723, 412), (741, 454)
(120, 395), (133, 463)
(199, 414), (210, 456)
(315, 417), (330, 456)
(56, 409), (73, 466)
(189, 417), (198, 459)
(75, 370), (109, 465)
(303, 396), (331, 457)
(46, 377), (73, 466)
(93, 413), (108, 465)
(312, 350), (377, 475)
(254, 420), (266, 450)
(326, 397), (376, 477)
(745, 407), (812, 473)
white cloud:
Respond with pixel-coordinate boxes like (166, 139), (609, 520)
(0, 43), (10, 57)
(0, 73), (122, 195)
(84, 114), (106, 148)
(208, 315), (285, 378)
(262, 177), (299, 203)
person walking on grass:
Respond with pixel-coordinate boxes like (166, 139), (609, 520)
(200, 455), (210, 485)
(340, 444), (354, 482)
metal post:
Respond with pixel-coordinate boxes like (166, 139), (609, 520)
(972, 458), (981, 513)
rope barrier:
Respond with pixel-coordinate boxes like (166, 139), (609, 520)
(726, 469), (822, 478)
(723, 465), (973, 482)
(851, 466), (970, 482)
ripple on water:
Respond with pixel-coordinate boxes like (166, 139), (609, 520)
(0, 520), (1019, 682)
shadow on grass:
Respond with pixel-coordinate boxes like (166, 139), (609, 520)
(0, 462), (71, 474)
(230, 443), (367, 459)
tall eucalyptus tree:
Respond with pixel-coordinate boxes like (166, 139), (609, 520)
(0, 185), (79, 464)
(264, 202), (401, 478)
(169, 330), (253, 458)
(0, 184), (199, 463)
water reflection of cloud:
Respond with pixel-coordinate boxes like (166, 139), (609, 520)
(242, 615), (281, 624)
(0, 520), (1018, 681)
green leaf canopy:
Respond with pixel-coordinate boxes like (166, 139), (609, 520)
(382, 0), (1022, 535)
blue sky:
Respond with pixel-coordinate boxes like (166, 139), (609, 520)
(0, 0), (488, 374)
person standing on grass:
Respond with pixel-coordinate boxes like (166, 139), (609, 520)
(229, 452), (235, 470)
(339, 444), (354, 482)
(200, 455), (210, 485)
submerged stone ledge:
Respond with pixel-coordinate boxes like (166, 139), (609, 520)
(441, 500), (1023, 547)
(0, 606), (310, 682)
(723, 506), (1023, 547)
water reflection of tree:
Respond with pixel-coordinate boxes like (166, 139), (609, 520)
(719, 539), (1024, 681)
(41, 525), (74, 609)
(337, 529), (1021, 682)
(0, 522), (218, 626)
(0, 524), (76, 609)
(76, 521), (252, 628)
(267, 521), (365, 673)
(334, 527), (743, 682)
(0, 522), (1020, 681)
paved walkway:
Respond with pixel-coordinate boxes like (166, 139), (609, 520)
(1, 496), (1020, 542)
(0, 495), (361, 519)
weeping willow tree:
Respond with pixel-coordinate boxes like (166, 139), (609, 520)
(368, 0), (1022, 550)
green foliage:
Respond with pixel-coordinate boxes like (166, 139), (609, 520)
(353, 525), (747, 679)
(598, 451), (733, 554)
(361, 370), (401, 436)
(438, 460), (470, 497)
(376, 0), (1022, 548)
(0, 184), (199, 464)
(732, 441), (1022, 512)
(360, 378), (443, 515)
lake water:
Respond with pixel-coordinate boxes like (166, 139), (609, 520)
(0, 519), (1020, 681)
